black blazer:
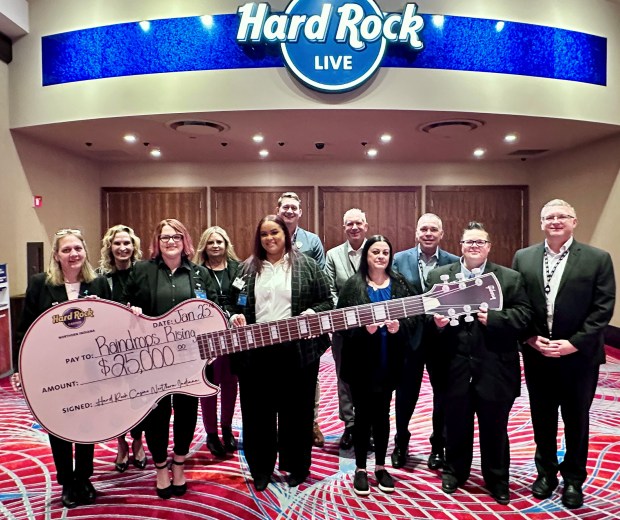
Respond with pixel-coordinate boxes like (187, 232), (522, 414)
(14, 272), (112, 367)
(512, 240), (616, 365)
(336, 273), (420, 390)
(426, 261), (532, 401)
(123, 258), (219, 316)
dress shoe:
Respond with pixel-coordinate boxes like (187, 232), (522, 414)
(61, 483), (78, 509)
(427, 451), (444, 470)
(531, 475), (559, 499)
(114, 452), (129, 473)
(206, 433), (226, 457)
(313, 422), (325, 448)
(132, 439), (148, 469)
(562, 483), (584, 509)
(154, 461), (173, 499)
(375, 469), (395, 493)
(339, 426), (354, 450)
(287, 471), (309, 487)
(391, 445), (408, 469)
(222, 426), (238, 452)
(353, 470), (370, 496)
(74, 478), (97, 505)
(441, 474), (460, 494)
(253, 474), (271, 492)
(487, 482), (510, 505)
(170, 459), (187, 496)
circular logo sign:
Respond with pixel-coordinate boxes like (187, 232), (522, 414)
(61, 308), (88, 329)
(282, 0), (385, 92)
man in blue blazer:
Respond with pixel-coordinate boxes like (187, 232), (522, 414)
(512, 199), (615, 509)
(391, 213), (459, 469)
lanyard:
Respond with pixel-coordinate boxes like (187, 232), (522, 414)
(543, 250), (569, 294)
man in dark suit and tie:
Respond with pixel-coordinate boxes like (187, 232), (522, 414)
(512, 199), (616, 509)
(390, 213), (459, 469)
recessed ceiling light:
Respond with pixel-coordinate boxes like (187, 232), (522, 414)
(252, 134), (264, 143)
(366, 148), (378, 158)
(139, 21), (151, 32)
(259, 149), (269, 158)
(473, 148), (486, 158)
(150, 148), (162, 158)
(200, 15), (214, 28)
(380, 134), (392, 143)
(123, 134), (138, 143)
(504, 133), (518, 143)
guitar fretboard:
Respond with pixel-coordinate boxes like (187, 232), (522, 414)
(196, 295), (426, 359)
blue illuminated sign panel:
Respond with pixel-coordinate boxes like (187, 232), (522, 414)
(236, 0), (424, 92)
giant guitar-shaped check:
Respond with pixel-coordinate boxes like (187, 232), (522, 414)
(19, 273), (502, 443)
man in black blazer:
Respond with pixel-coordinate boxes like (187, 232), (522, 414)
(428, 222), (531, 505)
(512, 199), (616, 509)
(391, 213), (458, 470)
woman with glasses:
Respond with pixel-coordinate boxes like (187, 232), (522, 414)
(193, 226), (241, 457)
(229, 215), (332, 492)
(12, 229), (111, 509)
(98, 224), (148, 473)
(426, 222), (532, 505)
(336, 235), (419, 496)
(123, 219), (218, 499)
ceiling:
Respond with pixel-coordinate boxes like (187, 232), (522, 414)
(12, 108), (620, 164)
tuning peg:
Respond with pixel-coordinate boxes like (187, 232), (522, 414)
(471, 268), (481, 277)
(442, 283), (450, 293)
(440, 274), (449, 282)
(464, 314), (474, 322)
(449, 318), (459, 326)
(475, 277), (483, 286)
(480, 302), (489, 311)
(455, 273), (464, 281)
(463, 305), (471, 313)
(447, 308), (456, 317)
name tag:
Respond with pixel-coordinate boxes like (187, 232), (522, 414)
(232, 277), (246, 290)
(195, 290), (207, 300)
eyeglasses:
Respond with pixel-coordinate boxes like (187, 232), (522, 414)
(159, 234), (183, 243)
(460, 240), (490, 247)
(542, 214), (574, 222)
(55, 229), (81, 236)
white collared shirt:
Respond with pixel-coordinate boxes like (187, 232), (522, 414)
(460, 258), (487, 279)
(255, 256), (292, 323)
(347, 239), (366, 271)
(417, 245), (439, 290)
(544, 236), (573, 334)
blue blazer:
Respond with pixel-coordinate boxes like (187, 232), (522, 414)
(393, 246), (459, 293)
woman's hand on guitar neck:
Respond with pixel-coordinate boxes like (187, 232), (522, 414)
(230, 314), (246, 327)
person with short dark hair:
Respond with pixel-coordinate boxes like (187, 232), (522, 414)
(428, 222), (531, 505)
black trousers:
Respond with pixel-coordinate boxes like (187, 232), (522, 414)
(48, 434), (94, 485)
(237, 355), (319, 478)
(443, 387), (514, 486)
(524, 355), (600, 485)
(349, 383), (393, 469)
(394, 346), (445, 453)
(144, 393), (198, 463)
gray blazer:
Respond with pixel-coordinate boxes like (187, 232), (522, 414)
(325, 240), (361, 305)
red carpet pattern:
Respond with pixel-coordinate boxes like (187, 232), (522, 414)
(1, 348), (619, 519)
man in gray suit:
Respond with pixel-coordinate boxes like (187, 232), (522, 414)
(325, 208), (369, 449)
(391, 213), (459, 469)
(512, 199), (615, 509)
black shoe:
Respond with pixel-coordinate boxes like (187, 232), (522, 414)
(170, 459), (187, 496)
(253, 474), (271, 492)
(353, 471), (370, 496)
(441, 474), (460, 494)
(222, 427), (238, 452)
(391, 445), (408, 469)
(287, 471), (309, 487)
(368, 435), (375, 452)
(531, 475), (559, 499)
(562, 483), (584, 509)
(132, 439), (148, 469)
(487, 482), (510, 505)
(114, 452), (129, 473)
(339, 427), (354, 450)
(154, 461), (172, 499)
(74, 478), (97, 505)
(375, 469), (395, 493)
(427, 451), (444, 470)
(61, 483), (78, 509)
(206, 433), (226, 457)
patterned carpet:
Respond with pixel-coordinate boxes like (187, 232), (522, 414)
(1, 348), (619, 520)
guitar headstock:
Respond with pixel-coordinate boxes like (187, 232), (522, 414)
(423, 272), (503, 322)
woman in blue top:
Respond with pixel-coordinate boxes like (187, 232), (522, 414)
(336, 235), (419, 497)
